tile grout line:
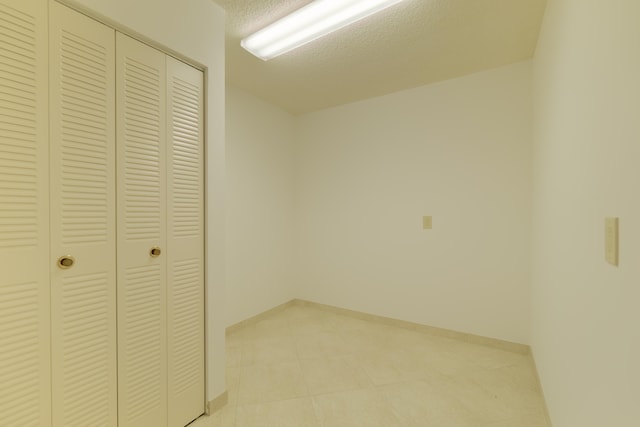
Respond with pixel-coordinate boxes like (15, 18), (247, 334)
(291, 299), (530, 354)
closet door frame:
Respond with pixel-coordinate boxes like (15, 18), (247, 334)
(166, 55), (206, 427)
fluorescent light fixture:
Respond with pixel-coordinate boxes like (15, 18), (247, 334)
(241, 0), (406, 61)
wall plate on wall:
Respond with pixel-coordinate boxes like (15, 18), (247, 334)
(423, 216), (433, 230)
(605, 217), (619, 266)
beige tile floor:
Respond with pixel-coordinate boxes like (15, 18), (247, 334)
(196, 304), (549, 427)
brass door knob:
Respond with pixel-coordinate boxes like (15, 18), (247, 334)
(58, 255), (75, 269)
(150, 247), (162, 257)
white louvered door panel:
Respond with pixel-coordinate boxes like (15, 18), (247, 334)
(0, 0), (50, 425)
(116, 32), (168, 427)
(166, 57), (205, 427)
(49, 3), (117, 427)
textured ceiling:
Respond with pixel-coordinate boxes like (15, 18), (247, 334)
(214, 0), (548, 114)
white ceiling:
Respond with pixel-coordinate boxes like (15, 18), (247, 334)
(214, 0), (548, 114)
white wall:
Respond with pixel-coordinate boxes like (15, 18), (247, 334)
(61, 0), (227, 402)
(295, 61), (533, 344)
(226, 86), (296, 326)
(532, 0), (640, 425)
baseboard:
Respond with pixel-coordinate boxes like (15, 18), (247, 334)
(205, 391), (228, 416)
(225, 298), (530, 353)
(291, 299), (530, 354)
(226, 299), (297, 335)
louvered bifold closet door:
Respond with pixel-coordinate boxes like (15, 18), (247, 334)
(0, 0), (50, 425)
(116, 32), (168, 427)
(49, 3), (117, 427)
(166, 57), (205, 427)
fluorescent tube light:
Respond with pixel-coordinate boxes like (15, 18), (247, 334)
(241, 0), (406, 61)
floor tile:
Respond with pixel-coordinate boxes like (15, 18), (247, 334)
(428, 367), (529, 423)
(237, 361), (308, 405)
(241, 337), (298, 366)
(299, 356), (372, 395)
(227, 367), (241, 405)
(294, 330), (352, 360)
(212, 304), (550, 426)
(191, 404), (236, 427)
(241, 319), (293, 343)
(359, 344), (441, 386)
(236, 397), (319, 427)
(380, 379), (486, 427)
(481, 412), (550, 427)
(312, 388), (401, 427)
(465, 364), (548, 420)
(227, 342), (242, 368)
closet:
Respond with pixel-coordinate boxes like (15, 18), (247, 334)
(0, 1), (205, 426)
